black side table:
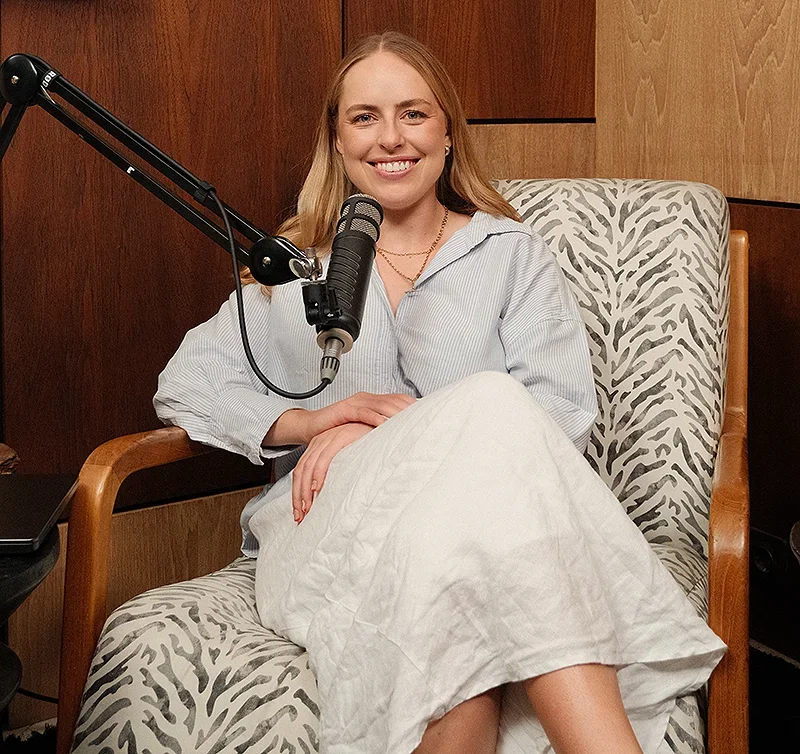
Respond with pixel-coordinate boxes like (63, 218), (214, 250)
(0, 642), (22, 713)
(0, 473), (77, 722)
(0, 517), (63, 716)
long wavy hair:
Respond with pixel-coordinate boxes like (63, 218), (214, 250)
(244, 31), (520, 286)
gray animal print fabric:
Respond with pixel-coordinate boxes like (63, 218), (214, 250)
(496, 179), (729, 560)
(73, 180), (730, 753)
(73, 559), (319, 754)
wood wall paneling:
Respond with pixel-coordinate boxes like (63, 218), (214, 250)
(470, 123), (595, 179)
(345, 0), (595, 120)
(7, 487), (258, 727)
(729, 200), (800, 662)
(0, 0), (341, 474)
(596, 0), (800, 204)
(729, 201), (800, 538)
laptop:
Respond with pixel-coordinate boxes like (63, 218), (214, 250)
(0, 474), (78, 554)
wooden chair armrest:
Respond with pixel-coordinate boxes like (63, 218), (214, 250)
(57, 426), (217, 754)
(708, 429), (749, 753)
(707, 229), (749, 754)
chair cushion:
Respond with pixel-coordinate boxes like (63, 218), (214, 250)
(497, 179), (730, 559)
(659, 694), (706, 754)
(72, 558), (319, 753)
(652, 542), (709, 620)
(73, 554), (707, 754)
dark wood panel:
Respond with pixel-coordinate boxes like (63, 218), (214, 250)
(729, 201), (800, 538)
(0, 0), (341, 474)
(345, 0), (595, 120)
(730, 201), (800, 660)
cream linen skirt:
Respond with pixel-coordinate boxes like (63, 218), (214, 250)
(249, 371), (726, 754)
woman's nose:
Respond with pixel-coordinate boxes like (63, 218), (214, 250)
(377, 120), (404, 150)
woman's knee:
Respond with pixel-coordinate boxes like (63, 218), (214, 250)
(461, 370), (526, 399)
(443, 371), (547, 437)
(442, 371), (533, 419)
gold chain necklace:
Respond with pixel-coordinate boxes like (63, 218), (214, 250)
(376, 208), (449, 287)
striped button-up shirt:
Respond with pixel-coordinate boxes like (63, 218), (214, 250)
(154, 211), (598, 554)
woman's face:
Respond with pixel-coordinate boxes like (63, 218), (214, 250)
(335, 51), (451, 213)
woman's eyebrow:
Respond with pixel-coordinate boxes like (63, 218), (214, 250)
(344, 98), (433, 115)
(396, 98), (433, 109)
(345, 103), (378, 114)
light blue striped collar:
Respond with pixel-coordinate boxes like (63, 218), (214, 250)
(417, 211), (532, 284)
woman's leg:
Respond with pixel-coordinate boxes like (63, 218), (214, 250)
(414, 687), (502, 754)
(523, 664), (643, 754)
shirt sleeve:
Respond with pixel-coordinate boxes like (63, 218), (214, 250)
(498, 233), (598, 453)
(153, 284), (300, 465)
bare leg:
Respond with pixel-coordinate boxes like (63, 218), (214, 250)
(414, 687), (502, 754)
(523, 664), (643, 754)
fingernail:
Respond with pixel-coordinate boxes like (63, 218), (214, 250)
(311, 479), (318, 492)
(293, 508), (300, 522)
(301, 498), (307, 514)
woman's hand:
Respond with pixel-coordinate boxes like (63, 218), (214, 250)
(263, 392), (416, 448)
(300, 392), (416, 442)
(292, 422), (373, 523)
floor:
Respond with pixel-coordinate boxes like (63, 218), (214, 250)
(1, 718), (55, 753)
(749, 644), (800, 753)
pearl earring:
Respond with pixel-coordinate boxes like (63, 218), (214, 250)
(445, 145), (451, 156)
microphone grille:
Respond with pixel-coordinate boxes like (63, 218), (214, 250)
(349, 216), (379, 238)
(353, 196), (382, 223)
(336, 193), (383, 241)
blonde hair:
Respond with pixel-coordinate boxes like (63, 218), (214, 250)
(243, 31), (520, 286)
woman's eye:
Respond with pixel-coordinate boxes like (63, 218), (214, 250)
(405, 110), (428, 121)
(352, 113), (374, 124)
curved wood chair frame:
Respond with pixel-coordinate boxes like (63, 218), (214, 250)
(55, 231), (750, 754)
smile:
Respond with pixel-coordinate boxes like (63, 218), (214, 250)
(370, 159), (419, 175)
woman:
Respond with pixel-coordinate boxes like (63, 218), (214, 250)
(155, 32), (725, 754)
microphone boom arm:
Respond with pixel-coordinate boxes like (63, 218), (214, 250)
(0, 53), (313, 286)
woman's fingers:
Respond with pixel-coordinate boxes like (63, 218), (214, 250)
(339, 395), (414, 429)
(299, 440), (327, 514)
(292, 423), (373, 523)
(296, 435), (334, 521)
(291, 448), (310, 520)
(303, 443), (338, 514)
(292, 439), (326, 520)
(351, 407), (389, 428)
(290, 459), (304, 521)
(307, 437), (345, 498)
(305, 423), (373, 515)
(291, 394), (417, 521)
(369, 393), (416, 415)
(311, 393), (416, 436)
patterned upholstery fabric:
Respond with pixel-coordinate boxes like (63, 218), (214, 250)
(73, 559), (319, 754)
(73, 180), (729, 753)
(497, 179), (729, 559)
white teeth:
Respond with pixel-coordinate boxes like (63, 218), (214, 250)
(375, 160), (414, 173)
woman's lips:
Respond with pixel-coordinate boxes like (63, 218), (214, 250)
(370, 158), (419, 178)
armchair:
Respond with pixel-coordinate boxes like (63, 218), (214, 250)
(57, 179), (749, 754)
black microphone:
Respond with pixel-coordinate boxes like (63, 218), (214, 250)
(317, 193), (383, 382)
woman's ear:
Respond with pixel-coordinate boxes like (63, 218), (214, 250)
(335, 133), (343, 155)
